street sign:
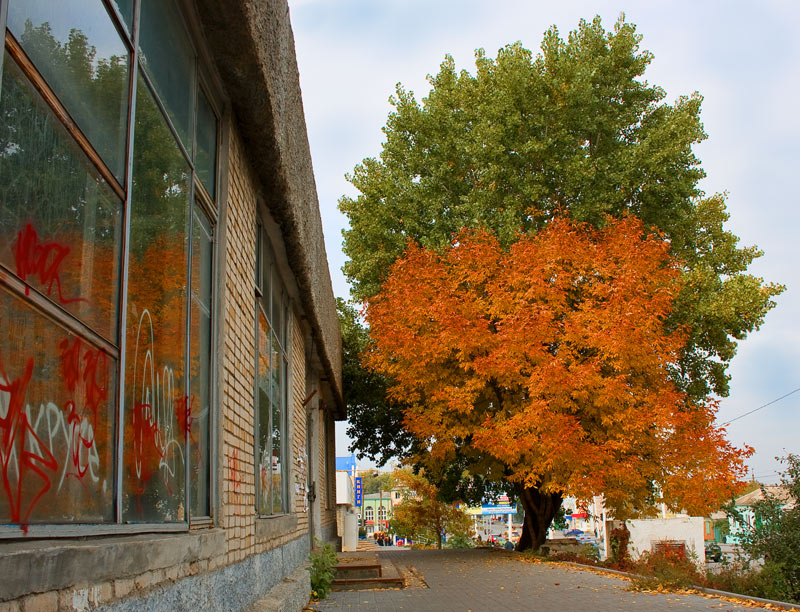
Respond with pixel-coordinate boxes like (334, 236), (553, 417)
(354, 477), (362, 506)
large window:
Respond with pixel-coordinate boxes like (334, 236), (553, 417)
(255, 228), (289, 516)
(0, 0), (218, 535)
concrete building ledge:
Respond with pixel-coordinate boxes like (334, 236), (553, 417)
(256, 514), (299, 539)
(0, 528), (225, 601)
(243, 564), (310, 612)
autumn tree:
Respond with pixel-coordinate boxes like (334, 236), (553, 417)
(340, 16), (782, 404)
(390, 469), (474, 550)
(365, 216), (752, 551)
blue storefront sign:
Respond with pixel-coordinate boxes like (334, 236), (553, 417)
(354, 477), (362, 506)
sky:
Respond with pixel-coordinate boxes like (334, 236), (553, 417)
(286, 0), (800, 484)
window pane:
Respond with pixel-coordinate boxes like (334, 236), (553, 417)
(122, 76), (190, 523)
(261, 241), (272, 317)
(0, 286), (115, 526)
(256, 307), (271, 514)
(271, 267), (282, 344)
(270, 346), (284, 514)
(8, 0), (130, 181)
(189, 207), (212, 518)
(0, 56), (123, 341)
(139, 0), (195, 152)
(110, 0), (134, 34)
(196, 88), (217, 195)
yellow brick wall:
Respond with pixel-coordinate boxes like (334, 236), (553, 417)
(222, 123), (259, 563)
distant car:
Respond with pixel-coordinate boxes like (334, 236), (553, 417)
(575, 533), (600, 549)
(705, 542), (723, 563)
(564, 529), (584, 536)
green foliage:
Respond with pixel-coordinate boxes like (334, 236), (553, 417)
(308, 539), (337, 601)
(705, 562), (790, 602)
(337, 298), (416, 466)
(445, 533), (475, 549)
(725, 454), (800, 603)
(359, 470), (397, 495)
(339, 15), (782, 403)
(551, 506), (568, 530)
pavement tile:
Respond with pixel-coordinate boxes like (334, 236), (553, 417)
(309, 548), (783, 612)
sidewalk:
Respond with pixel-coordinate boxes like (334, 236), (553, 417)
(309, 548), (780, 612)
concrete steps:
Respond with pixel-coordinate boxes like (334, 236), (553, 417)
(331, 552), (405, 591)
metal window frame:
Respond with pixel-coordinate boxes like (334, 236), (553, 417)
(0, 0), (221, 538)
(253, 222), (292, 518)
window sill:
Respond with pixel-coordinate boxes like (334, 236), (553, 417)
(0, 528), (225, 601)
(255, 514), (298, 539)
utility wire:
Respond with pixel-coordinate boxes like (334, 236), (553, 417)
(721, 386), (800, 427)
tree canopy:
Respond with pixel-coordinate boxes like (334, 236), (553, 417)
(365, 215), (752, 550)
(340, 15), (782, 401)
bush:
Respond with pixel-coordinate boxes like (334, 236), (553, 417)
(630, 549), (703, 591)
(308, 539), (337, 601)
(705, 562), (792, 603)
(445, 533), (475, 549)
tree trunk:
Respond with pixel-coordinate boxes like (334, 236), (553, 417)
(516, 486), (562, 552)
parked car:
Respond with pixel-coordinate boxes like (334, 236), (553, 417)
(705, 542), (723, 563)
(564, 529), (584, 536)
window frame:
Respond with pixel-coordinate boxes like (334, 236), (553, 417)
(254, 223), (291, 518)
(0, 0), (222, 539)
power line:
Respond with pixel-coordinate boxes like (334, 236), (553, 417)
(721, 386), (800, 427)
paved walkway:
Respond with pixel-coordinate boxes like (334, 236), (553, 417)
(309, 548), (777, 612)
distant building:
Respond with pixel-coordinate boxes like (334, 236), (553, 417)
(726, 485), (793, 543)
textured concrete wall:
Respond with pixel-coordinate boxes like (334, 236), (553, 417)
(194, 0), (344, 416)
(94, 535), (310, 612)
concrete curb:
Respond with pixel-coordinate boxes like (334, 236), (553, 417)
(559, 560), (800, 610)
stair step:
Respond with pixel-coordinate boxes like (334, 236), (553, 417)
(330, 576), (405, 591)
(334, 564), (382, 580)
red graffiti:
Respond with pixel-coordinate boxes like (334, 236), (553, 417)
(177, 395), (194, 437)
(13, 222), (85, 304)
(228, 449), (240, 491)
(59, 335), (107, 429)
(0, 357), (58, 533)
(81, 347), (108, 416)
(63, 401), (95, 481)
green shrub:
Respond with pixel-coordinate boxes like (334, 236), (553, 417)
(445, 533), (475, 549)
(308, 539), (338, 601)
(705, 562), (792, 602)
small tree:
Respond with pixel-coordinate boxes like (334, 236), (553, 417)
(390, 469), (473, 549)
(360, 470), (397, 495)
(728, 455), (800, 603)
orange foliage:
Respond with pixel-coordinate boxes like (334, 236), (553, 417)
(365, 216), (751, 518)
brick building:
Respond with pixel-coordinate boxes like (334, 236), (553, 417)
(0, 0), (343, 610)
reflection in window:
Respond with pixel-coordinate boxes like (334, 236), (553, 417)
(0, 286), (116, 525)
(122, 75), (190, 523)
(189, 206), (213, 518)
(0, 55), (123, 341)
(196, 89), (217, 195)
(0, 0), (219, 533)
(8, 0), (131, 181)
(256, 229), (288, 516)
(139, 0), (196, 151)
